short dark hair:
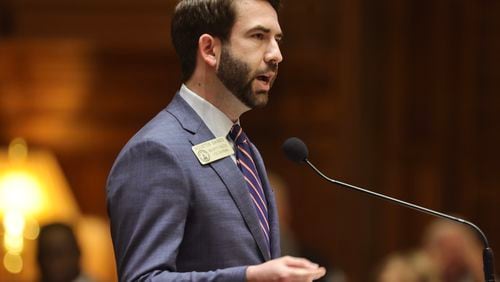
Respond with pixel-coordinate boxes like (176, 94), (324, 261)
(171, 0), (281, 82)
(36, 223), (82, 282)
(37, 223), (81, 261)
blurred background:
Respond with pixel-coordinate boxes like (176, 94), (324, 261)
(0, 0), (498, 281)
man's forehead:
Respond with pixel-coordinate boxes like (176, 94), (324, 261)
(233, 0), (282, 34)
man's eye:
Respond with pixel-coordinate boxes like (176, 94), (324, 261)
(252, 33), (265, 40)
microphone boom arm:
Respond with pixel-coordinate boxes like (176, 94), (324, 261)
(304, 158), (496, 282)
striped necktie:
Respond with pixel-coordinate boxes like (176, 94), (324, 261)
(229, 124), (271, 251)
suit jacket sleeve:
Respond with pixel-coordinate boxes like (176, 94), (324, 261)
(106, 140), (247, 281)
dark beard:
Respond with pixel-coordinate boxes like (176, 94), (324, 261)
(216, 45), (268, 109)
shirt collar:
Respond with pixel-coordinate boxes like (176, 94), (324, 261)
(179, 84), (236, 138)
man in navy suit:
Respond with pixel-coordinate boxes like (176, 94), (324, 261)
(106, 0), (326, 281)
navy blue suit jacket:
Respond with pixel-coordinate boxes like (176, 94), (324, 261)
(106, 93), (280, 281)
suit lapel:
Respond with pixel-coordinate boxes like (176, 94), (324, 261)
(210, 149), (272, 260)
(167, 93), (271, 261)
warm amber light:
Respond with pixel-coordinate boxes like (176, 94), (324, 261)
(3, 233), (23, 254)
(3, 252), (23, 274)
(8, 138), (28, 163)
(0, 171), (45, 216)
(0, 143), (80, 224)
(0, 139), (81, 279)
(3, 211), (24, 236)
(23, 217), (40, 240)
(3, 211), (26, 254)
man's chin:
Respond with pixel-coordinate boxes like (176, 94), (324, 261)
(247, 91), (269, 109)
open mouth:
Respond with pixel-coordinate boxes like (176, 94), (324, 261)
(256, 75), (271, 83)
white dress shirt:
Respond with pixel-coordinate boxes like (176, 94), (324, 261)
(179, 84), (238, 162)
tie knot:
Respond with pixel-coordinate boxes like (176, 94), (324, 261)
(229, 124), (247, 145)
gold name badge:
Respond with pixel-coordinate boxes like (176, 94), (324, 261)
(192, 137), (235, 165)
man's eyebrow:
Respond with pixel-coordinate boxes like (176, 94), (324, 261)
(247, 25), (284, 38)
(248, 25), (270, 33)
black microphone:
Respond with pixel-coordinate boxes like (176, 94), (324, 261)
(282, 137), (496, 282)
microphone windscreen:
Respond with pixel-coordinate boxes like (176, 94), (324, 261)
(282, 137), (309, 163)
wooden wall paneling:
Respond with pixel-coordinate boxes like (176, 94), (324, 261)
(8, 0), (176, 51)
(446, 0), (481, 217)
(477, 0), (500, 260)
(361, 0), (413, 265)
(332, 0), (371, 281)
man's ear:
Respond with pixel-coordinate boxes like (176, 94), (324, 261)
(198, 34), (221, 68)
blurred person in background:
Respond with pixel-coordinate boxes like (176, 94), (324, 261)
(36, 223), (94, 282)
(377, 218), (485, 282)
(422, 219), (483, 282)
(376, 250), (439, 282)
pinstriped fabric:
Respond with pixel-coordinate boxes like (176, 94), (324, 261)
(229, 124), (270, 252)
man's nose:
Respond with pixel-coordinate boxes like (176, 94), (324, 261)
(265, 39), (283, 66)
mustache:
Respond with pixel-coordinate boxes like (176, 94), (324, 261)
(256, 63), (279, 77)
(267, 62), (278, 72)
(268, 62), (278, 72)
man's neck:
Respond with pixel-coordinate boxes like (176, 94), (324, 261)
(185, 79), (249, 123)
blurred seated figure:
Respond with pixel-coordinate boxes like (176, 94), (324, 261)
(376, 250), (439, 282)
(37, 223), (94, 282)
(377, 218), (485, 282)
(422, 219), (483, 282)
